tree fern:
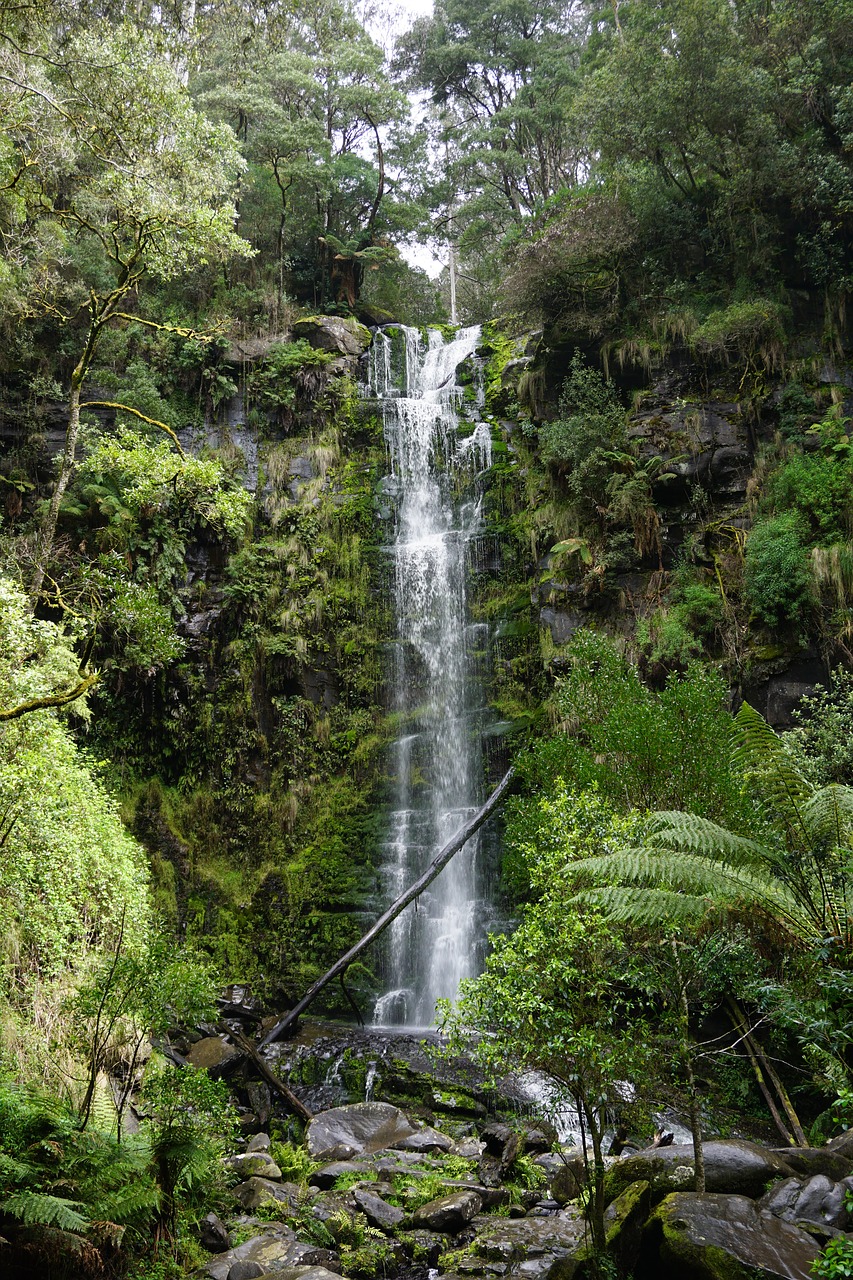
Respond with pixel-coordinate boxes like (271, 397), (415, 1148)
(648, 811), (768, 868)
(2, 1191), (89, 1233)
(733, 700), (812, 838)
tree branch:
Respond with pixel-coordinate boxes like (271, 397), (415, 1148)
(0, 671), (99, 721)
(80, 402), (185, 457)
(259, 767), (515, 1046)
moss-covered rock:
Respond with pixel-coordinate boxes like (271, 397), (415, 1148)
(642, 1191), (820, 1279)
(294, 315), (372, 356)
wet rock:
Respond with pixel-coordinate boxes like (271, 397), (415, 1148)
(478, 1153), (505, 1188)
(550, 1154), (587, 1206)
(199, 1212), (230, 1253)
(523, 1129), (554, 1154)
(309, 1160), (374, 1190)
(607, 1139), (794, 1203)
(201, 1225), (298, 1280)
(644, 1191), (820, 1279)
(481, 1123), (521, 1164)
(453, 1138), (486, 1160)
(413, 1190), (483, 1233)
(228, 1152), (283, 1180)
(353, 1188), (405, 1231)
(306, 1102), (419, 1159)
(771, 1148), (852, 1182)
(827, 1130), (853, 1160)
(468, 1207), (587, 1278)
(232, 1178), (305, 1213)
(186, 1035), (242, 1075)
(271, 1269), (343, 1280)
(293, 316), (371, 357)
(761, 1174), (852, 1230)
(604, 1180), (650, 1274)
(247, 1132), (271, 1153)
(246, 1083), (272, 1129)
(394, 1125), (454, 1153)
(229, 1263), (264, 1280)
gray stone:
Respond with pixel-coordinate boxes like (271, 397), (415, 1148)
(293, 316), (371, 357)
(187, 1035), (242, 1075)
(353, 1189), (405, 1231)
(393, 1125), (454, 1153)
(604, 1180), (650, 1275)
(309, 1161), (374, 1190)
(232, 1178), (303, 1213)
(827, 1130), (853, 1159)
(646, 1191), (820, 1279)
(412, 1190), (483, 1233)
(607, 1139), (794, 1202)
(469, 1207), (587, 1279)
(228, 1152), (282, 1180)
(267, 1269), (344, 1280)
(229, 1263), (265, 1280)
(762, 1174), (851, 1230)
(202, 1226), (297, 1280)
(306, 1102), (419, 1159)
(771, 1148), (852, 1182)
(199, 1212), (230, 1253)
(247, 1133), (271, 1153)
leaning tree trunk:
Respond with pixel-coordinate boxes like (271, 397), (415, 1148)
(30, 376), (83, 605)
(259, 767), (515, 1047)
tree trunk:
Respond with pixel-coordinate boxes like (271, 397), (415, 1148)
(259, 767), (515, 1047)
(672, 940), (705, 1192)
(30, 377), (82, 605)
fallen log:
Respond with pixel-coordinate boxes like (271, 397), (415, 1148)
(230, 1028), (314, 1123)
(259, 766), (515, 1048)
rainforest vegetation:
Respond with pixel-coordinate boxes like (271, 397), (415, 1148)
(1, 0), (853, 1275)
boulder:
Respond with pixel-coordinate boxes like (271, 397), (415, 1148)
(229, 1263), (264, 1280)
(827, 1131), (853, 1160)
(293, 316), (371, 357)
(265, 1269), (343, 1280)
(604, 1179), (651, 1275)
(412, 1190), (483, 1233)
(353, 1188), (405, 1231)
(644, 1191), (820, 1279)
(247, 1133), (271, 1154)
(481, 1122), (522, 1166)
(761, 1174), (852, 1230)
(306, 1103), (419, 1159)
(607, 1140), (794, 1203)
(187, 1035), (242, 1075)
(199, 1212), (230, 1253)
(201, 1225), (300, 1280)
(772, 1148), (852, 1182)
(228, 1152), (283, 1180)
(309, 1161), (374, 1190)
(232, 1178), (304, 1213)
(551, 1154), (588, 1206)
(466, 1207), (587, 1279)
(393, 1125), (454, 1153)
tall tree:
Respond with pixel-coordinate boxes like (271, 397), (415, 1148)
(0, 21), (250, 600)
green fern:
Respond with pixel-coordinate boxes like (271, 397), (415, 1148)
(2, 1191), (89, 1233)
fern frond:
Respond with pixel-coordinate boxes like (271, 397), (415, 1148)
(648, 811), (769, 867)
(733, 701), (812, 826)
(801, 785), (853, 850)
(2, 1191), (89, 1233)
(576, 885), (713, 927)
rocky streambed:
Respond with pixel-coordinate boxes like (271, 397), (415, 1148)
(189, 1066), (853, 1280)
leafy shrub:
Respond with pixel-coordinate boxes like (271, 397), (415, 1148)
(785, 669), (853, 785)
(771, 452), (853, 544)
(744, 513), (816, 627)
(538, 352), (627, 523)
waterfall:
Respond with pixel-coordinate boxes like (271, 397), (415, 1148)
(369, 325), (494, 1028)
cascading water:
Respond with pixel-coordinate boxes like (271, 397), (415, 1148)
(369, 326), (495, 1028)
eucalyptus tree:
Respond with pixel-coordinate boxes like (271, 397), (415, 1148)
(396, 0), (587, 258)
(0, 21), (250, 601)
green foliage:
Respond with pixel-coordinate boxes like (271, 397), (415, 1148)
(0, 578), (152, 1082)
(270, 1140), (319, 1184)
(247, 340), (336, 415)
(744, 512), (816, 627)
(786, 670), (853, 785)
(770, 451), (853, 545)
(537, 353), (628, 538)
(813, 1236), (853, 1279)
